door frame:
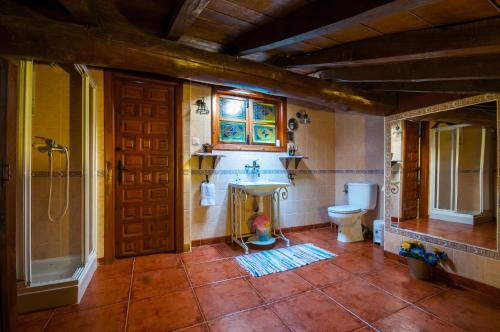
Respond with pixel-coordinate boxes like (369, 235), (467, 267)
(0, 59), (18, 331)
(103, 71), (183, 263)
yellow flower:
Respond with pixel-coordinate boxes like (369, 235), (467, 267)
(401, 242), (411, 250)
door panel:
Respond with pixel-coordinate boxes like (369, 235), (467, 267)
(114, 79), (175, 257)
(401, 120), (419, 220)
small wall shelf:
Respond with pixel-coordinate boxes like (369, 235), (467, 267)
(279, 155), (308, 169)
(193, 152), (225, 169)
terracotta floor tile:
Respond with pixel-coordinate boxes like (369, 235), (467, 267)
(18, 310), (53, 332)
(285, 232), (308, 244)
(213, 242), (246, 258)
(249, 270), (313, 302)
(315, 240), (346, 254)
(128, 289), (203, 331)
(45, 302), (127, 332)
(134, 253), (181, 273)
(195, 278), (264, 320)
(331, 252), (386, 274)
(372, 306), (462, 332)
(92, 258), (133, 281)
(323, 276), (408, 323)
(181, 246), (224, 265)
(179, 324), (209, 332)
(341, 241), (377, 254)
(418, 288), (500, 332)
(132, 267), (190, 300)
(17, 319), (47, 332)
(294, 260), (351, 287)
(305, 228), (338, 242)
(360, 245), (386, 263)
(209, 306), (289, 332)
(273, 290), (365, 332)
(187, 259), (242, 286)
(361, 266), (442, 303)
(56, 276), (130, 314)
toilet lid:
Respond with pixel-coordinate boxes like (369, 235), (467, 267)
(328, 205), (361, 214)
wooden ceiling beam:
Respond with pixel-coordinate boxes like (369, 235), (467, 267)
(0, 14), (396, 115)
(277, 17), (500, 69)
(357, 80), (500, 94)
(165, 0), (211, 41)
(228, 0), (437, 56)
(57, 0), (98, 25)
(315, 54), (500, 82)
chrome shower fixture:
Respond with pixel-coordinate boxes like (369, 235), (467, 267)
(33, 136), (68, 154)
(32, 136), (70, 223)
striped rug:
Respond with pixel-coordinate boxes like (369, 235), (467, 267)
(235, 243), (336, 277)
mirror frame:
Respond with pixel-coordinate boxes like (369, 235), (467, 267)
(384, 93), (500, 259)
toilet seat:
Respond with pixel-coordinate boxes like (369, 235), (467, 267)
(328, 205), (361, 214)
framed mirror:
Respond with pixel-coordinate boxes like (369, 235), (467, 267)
(385, 94), (500, 257)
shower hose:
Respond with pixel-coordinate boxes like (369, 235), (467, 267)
(47, 148), (70, 223)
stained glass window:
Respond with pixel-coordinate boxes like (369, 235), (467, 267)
(253, 102), (276, 124)
(219, 121), (246, 143)
(220, 96), (247, 120)
(253, 124), (276, 144)
(213, 91), (284, 151)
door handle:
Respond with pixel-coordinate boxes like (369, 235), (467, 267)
(105, 161), (112, 195)
(1, 163), (10, 188)
(117, 160), (128, 185)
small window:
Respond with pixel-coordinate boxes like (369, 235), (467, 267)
(212, 89), (286, 151)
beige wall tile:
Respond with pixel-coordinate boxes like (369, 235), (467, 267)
(484, 258), (500, 288)
(452, 249), (485, 283)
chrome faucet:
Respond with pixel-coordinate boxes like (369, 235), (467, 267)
(245, 159), (260, 177)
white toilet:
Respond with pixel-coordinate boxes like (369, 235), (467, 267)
(328, 182), (378, 242)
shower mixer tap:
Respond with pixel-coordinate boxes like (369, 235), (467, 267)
(32, 136), (70, 223)
(33, 136), (68, 154)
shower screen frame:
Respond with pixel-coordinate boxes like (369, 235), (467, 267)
(17, 60), (98, 288)
(429, 124), (488, 224)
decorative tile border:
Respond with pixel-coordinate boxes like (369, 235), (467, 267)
(384, 93), (500, 259)
(191, 169), (384, 175)
(32, 171), (83, 177)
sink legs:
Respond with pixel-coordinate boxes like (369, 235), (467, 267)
(230, 186), (289, 255)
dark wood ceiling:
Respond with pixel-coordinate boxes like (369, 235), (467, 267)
(2, 0), (500, 107)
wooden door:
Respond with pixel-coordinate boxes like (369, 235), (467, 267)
(0, 60), (17, 331)
(418, 122), (430, 219)
(113, 78), (176, 257)
(401, 120), (419, 220)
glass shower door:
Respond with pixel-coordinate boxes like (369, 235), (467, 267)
(456, 126), (483, 214)
(30, 63), (84, 283)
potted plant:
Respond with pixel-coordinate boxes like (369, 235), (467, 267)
(399, 241), (447, 280)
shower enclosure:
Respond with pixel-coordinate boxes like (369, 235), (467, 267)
(430, 124), (496, 224)
(16, 60), (98, 312)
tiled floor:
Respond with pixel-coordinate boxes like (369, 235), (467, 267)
(398, 218), (497, 249)
(18, 227), (500, 332)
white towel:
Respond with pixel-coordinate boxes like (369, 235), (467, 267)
(200, 182), (215, 206)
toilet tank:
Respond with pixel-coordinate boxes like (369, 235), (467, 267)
(347, 182), (378, 210)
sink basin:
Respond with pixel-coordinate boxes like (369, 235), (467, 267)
(229, 181), (289, 196)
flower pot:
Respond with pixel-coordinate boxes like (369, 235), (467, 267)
(406, 257), (432, 280)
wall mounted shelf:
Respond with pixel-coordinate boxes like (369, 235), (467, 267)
(193, 152), (225, 169)
(279, 155), (308, 169)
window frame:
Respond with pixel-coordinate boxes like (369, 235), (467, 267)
(211, 88), (287, 152)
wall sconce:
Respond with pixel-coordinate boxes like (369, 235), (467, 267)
(296, 111), (311, 124)
(195, 97), (210, 115)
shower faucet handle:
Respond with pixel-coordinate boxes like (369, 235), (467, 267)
(34, 136), (55, 147)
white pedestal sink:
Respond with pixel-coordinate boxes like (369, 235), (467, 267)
(229, 180), (289, 196)
(229, 180), (290, 254)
